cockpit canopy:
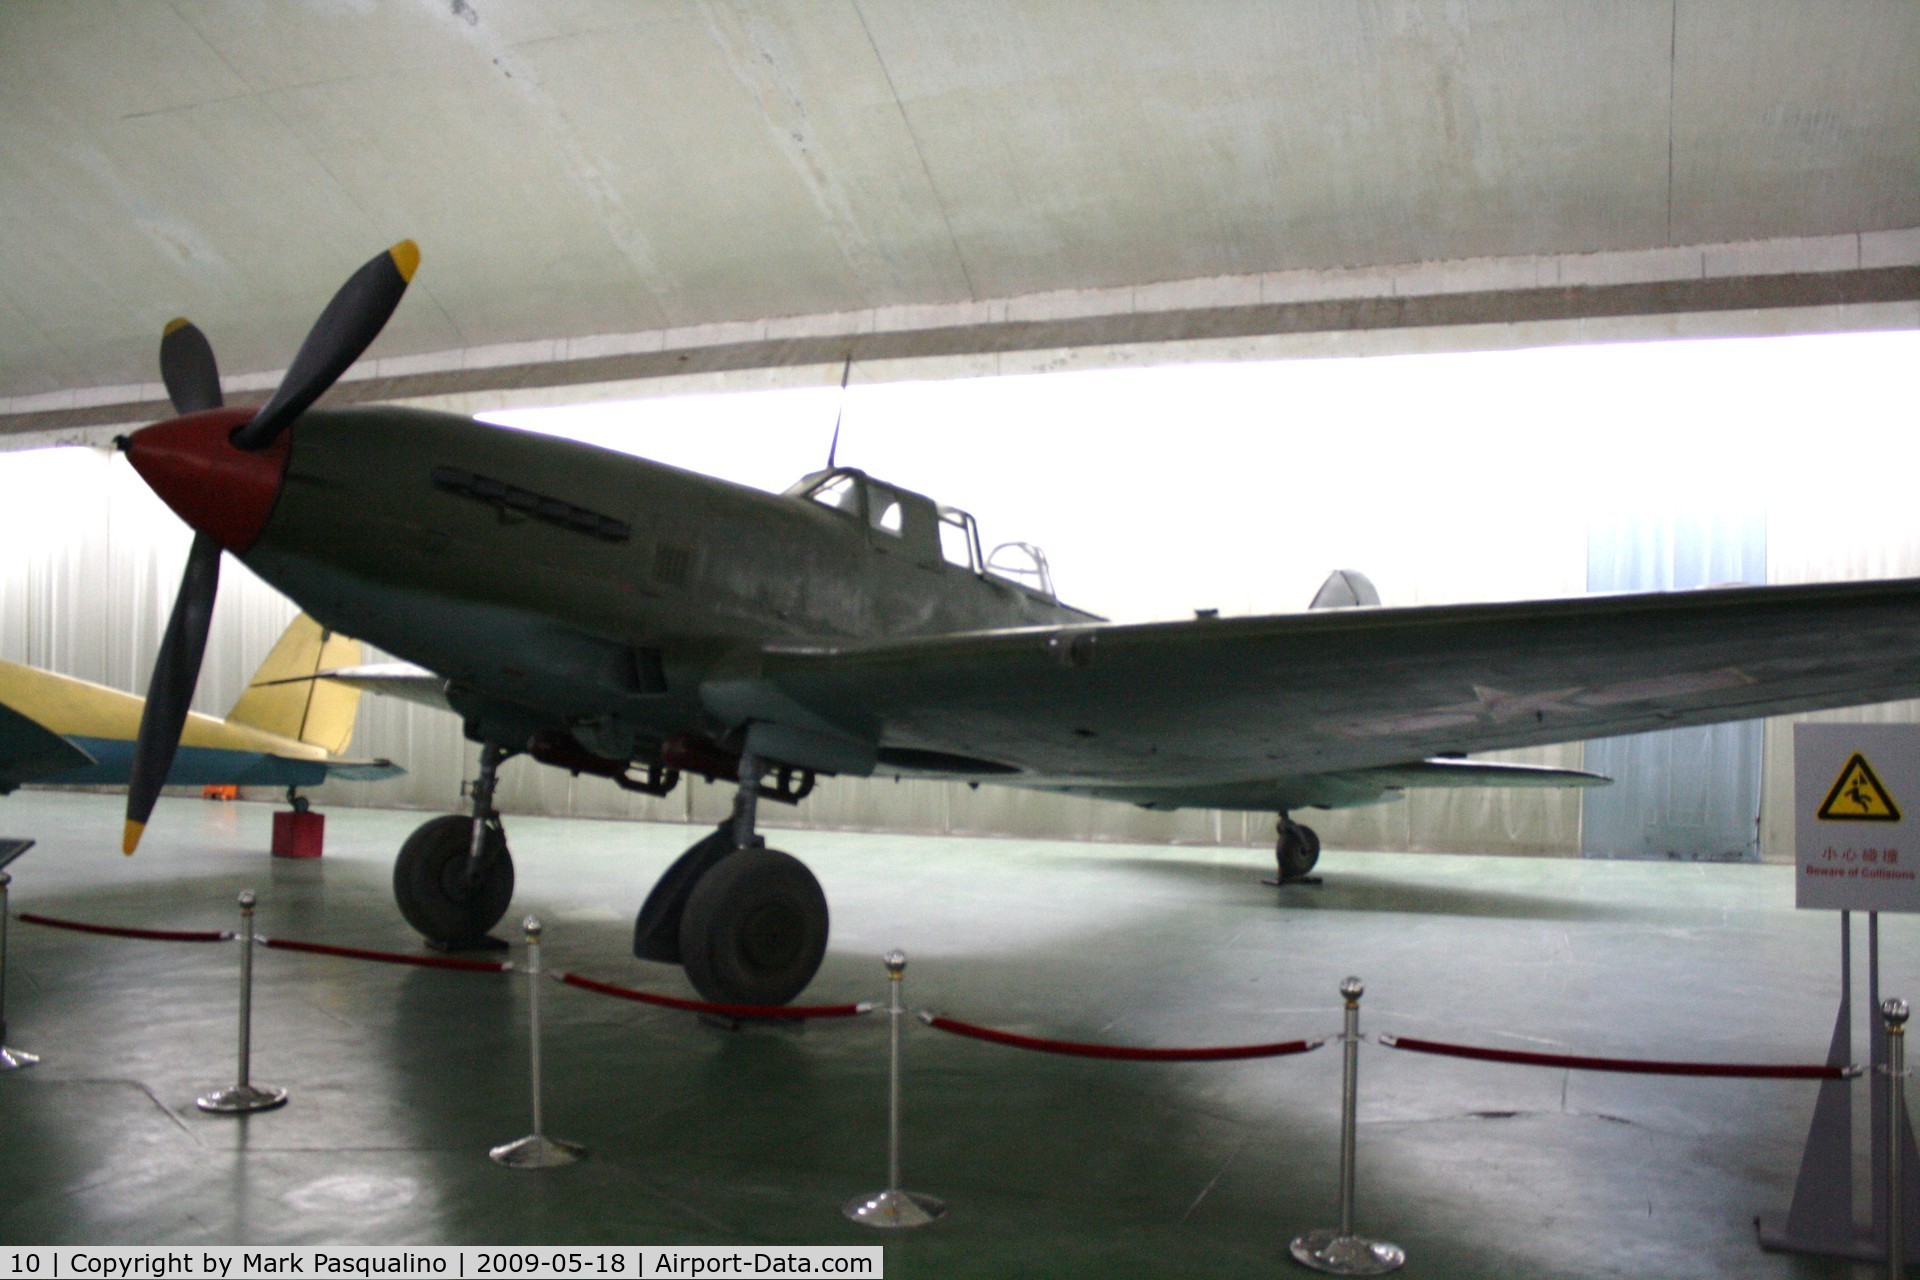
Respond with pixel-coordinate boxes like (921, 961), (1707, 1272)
(783, 467), (1058, 599)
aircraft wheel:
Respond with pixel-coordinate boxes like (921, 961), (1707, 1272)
(632, 823), (738, 964)
(393, 814), (515, 947)
(1277, 818), (1321, 880)
(679, 847), (829, 1006)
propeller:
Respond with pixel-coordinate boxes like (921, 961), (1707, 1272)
(232, 240), (418, 450)
(159, 318), (223, 414)
(122, 240), (419, 853)
(121, 532), (221, 852)
(234, 239), (418, 450)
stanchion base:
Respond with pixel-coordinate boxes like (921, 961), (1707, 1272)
(489, 1133), (585, 1169)
(1289, 1230), (1405, 1275)
(0, 1045), (40, 1071)
(196, 1083), (288, 1114)
(842, 1188), (946, 1229)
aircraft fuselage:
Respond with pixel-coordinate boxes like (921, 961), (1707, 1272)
(218, 406), (1093, 769)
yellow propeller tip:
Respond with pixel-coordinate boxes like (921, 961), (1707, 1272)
(163, 317), (192, 336)
(122, 820), (145, 856)
(388, 239), (421, 283)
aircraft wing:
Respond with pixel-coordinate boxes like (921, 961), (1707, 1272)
(720, 576), (1920, 810)
(0, 702), (96, 792)
(33, 738), (406, 789)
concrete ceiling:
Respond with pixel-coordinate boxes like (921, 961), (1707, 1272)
(4, 1), (1918, 413)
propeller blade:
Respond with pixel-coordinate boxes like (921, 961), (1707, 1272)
(123, 531), (223, 854)
(231, 239), (419, 451)
(158, 319), (223, 415)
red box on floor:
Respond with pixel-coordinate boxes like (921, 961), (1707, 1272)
(271, 809), (324, 859)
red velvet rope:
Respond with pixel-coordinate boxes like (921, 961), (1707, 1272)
(1379, 1034), (1854, 1080)
(560, 971), (872, 1020)
(18, 912), (231, 943)
(261, 936), (511, 973)
(920, 1012), (1325, 1062)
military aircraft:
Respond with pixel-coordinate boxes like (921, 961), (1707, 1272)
(0, 612), (399, 796)
(109, 241), (1920, 1005)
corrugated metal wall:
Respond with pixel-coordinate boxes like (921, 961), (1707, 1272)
(1581, 512), (1768, 861)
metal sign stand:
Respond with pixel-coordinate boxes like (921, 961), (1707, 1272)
(1886, 999), (1910, 1278)
(1865, 916), (1920, 1266)
(0, 856), (41, 1070)
(1757, 911), (1920, 1262)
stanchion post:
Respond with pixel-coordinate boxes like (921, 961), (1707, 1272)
(1291, 976), (1404, 1275)
(1886, 998), (1909, 1279)
(197, 890), (287, 1114)
(491, 916), (583, 1168)
(0, 870), (40, 1070)
(843, 950), (946, 1228)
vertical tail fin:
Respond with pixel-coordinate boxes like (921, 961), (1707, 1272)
(1308, 569), (1381, 610)
(224, 614), (365, 755)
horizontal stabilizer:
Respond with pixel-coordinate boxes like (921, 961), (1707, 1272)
(259, 661), (453, 713)
(1363, 757), (1611, 790)
(1309, 569), (1381, 609)
(307, 756), (406, 781)
(1091, 756), (1609, 813)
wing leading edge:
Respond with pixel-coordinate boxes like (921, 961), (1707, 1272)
(719, 576), (1920, 810)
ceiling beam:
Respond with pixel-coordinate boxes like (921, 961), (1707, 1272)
(7, 230), (1916, 442)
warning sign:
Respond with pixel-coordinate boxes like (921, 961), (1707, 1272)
(1817, 753), (1902, 821)
(1796, 724), (1920, 913)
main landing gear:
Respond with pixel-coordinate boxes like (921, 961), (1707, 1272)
(394, 743), (515, 951)
(1274, 812), (1322, 884)
(631, 749), (828, 1006)
(388, 739), (827, 1001)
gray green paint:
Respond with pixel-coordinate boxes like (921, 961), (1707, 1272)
(237, 406), (1920, 816)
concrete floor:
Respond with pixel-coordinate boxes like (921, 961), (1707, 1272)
(0, 789), (1913, 1278)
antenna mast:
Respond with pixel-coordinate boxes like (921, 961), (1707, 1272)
(826, 355), (852, 468)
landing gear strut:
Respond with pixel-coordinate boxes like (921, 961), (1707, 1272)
(1275, 812), (1322, 884)
(633, 748), (828, 1005)
(393, 743), (516, 950)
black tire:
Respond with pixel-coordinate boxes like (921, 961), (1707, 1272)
(393, 814), (514, 947)
(1277, 820), (1322, 880)
(679, 847), (829, 1006)
(632, 823), (739, 964)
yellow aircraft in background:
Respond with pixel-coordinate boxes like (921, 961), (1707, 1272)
(0, 614), (402, 799)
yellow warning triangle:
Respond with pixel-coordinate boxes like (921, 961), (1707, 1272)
(1817, 752), (1902, 822)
